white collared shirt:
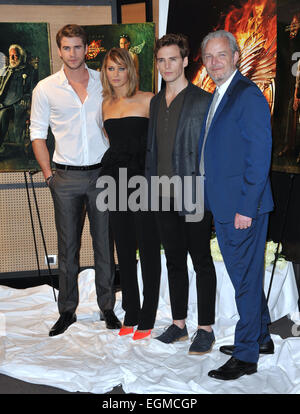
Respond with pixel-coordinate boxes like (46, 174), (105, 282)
(30, 65), (108, 166)
(210, 69), (237, 119)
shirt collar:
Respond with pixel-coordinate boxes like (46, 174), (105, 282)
(216, 69), (237, 95)
(58, 66), (68, 85)
(58, 63), (96, 86)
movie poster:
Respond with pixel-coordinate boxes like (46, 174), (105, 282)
(82, 23), (155, 93)
(0, 22), (52, 172)
(167, 0), (300, 172)
(272, 0), (300, 174)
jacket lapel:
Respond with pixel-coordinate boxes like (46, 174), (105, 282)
(174, 82), (194, 146)
(208, 70), (241, 132)
(149, 90), (164, 151)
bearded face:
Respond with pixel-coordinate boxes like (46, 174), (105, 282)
(9, 48), (22, 68)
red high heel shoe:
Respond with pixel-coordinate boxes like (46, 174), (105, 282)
(132, 330), (151, 340)
(119, 326), (134, 336)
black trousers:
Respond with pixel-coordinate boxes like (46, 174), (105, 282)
(110, 209), (161, 330)
(155, 199), (216, 325)
(49, 168), (116, 314)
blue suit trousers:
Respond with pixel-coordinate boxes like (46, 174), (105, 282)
(214, 213), (271, 363)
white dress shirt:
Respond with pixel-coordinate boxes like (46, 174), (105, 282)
(30, 65), (108, 166)
(208, 69), (237, 123)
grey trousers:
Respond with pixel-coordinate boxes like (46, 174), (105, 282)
(49, 168), (115, 314)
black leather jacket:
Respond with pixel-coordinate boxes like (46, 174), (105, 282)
(145, 82), (211, 215)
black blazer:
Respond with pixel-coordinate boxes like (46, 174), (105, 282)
(145, 82), (211, 215)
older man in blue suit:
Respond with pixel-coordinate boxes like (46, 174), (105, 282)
(199, 30), (274, 380)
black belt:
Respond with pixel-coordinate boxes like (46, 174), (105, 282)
(55, 163), (101, 171)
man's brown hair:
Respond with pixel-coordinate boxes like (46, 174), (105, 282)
(56, 24), (88, 48)
(154, 33), (190, 59)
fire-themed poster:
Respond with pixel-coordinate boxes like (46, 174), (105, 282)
(167, 0), (300, 175)
(83, 23), (155, 93)
(272, 0), (300, 174)
(0, 22), (52, 172)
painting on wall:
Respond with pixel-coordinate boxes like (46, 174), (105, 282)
(83, 22), (155, 93)
(272, 0), (300, 174)
(0, 22), (52, 172)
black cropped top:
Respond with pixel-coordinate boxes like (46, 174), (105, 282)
(100, 116), (149, 180)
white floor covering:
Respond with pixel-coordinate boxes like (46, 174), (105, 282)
(0, 255), (299, 394)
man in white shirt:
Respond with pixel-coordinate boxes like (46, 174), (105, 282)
(30, 24), (121, 337)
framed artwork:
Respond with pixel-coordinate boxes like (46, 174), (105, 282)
(0, 22), (52, 172)
(272, 0), (300, 174)
(166, 0), (300, 174)
(167, 0), (276, 110)
(83, 22), (155, 92)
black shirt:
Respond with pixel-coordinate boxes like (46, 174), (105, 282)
(156, 86), (187, 178)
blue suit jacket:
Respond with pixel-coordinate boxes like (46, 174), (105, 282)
(199, 70), (274, 223)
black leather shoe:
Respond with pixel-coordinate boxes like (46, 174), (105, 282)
(220, 339), (274, 356)
(208, 357), (257, 380)
(49, 312), (76, 337)
(100, 310), (122, 330)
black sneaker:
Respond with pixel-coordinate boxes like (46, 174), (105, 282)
(155, 324), (189, 344)
(189, 329), (215, 355)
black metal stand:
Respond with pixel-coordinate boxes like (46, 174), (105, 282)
(24, 170), (57, 302)
(266, 173), (295, 303)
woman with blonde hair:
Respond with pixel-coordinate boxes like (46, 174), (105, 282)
(100, 48), (161, 340)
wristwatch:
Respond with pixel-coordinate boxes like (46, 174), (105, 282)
(45, 175), (53, 186)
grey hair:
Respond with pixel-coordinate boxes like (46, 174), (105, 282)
(9, 44), (27, 63)
(201, 30), (240, 58)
